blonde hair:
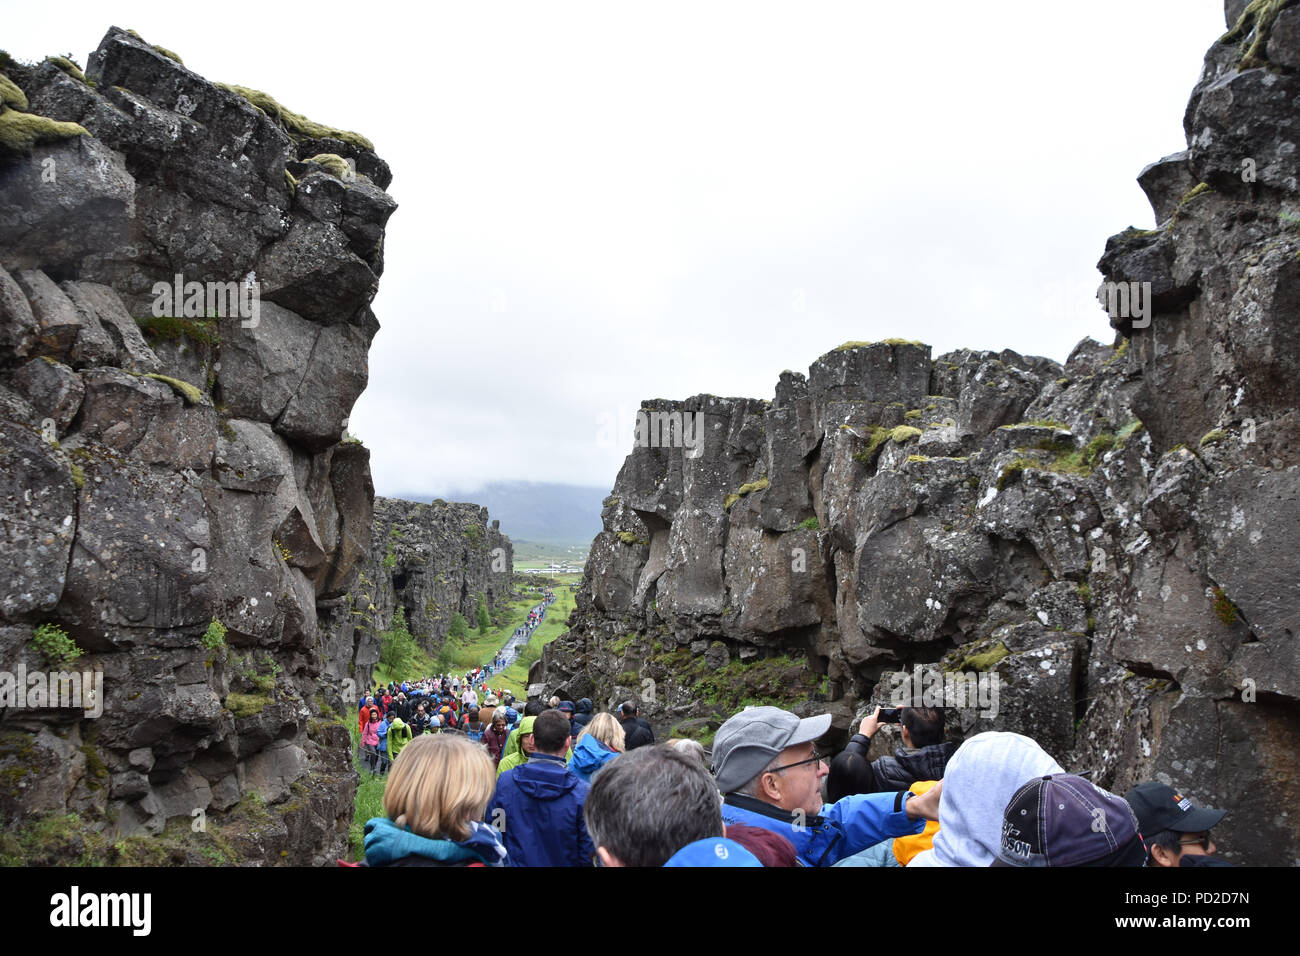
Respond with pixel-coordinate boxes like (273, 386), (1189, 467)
(576, 711), (626, 752)
(383, 733), (495, 841)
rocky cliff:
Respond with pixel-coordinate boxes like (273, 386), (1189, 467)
(334, 496), (514, 676)
(0, 28), (395, 864)
(538, 4), (1300, 865)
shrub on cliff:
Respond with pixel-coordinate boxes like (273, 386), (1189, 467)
(378, 607), (419, 678)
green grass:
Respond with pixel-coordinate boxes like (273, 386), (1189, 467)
(347, 722), (387, 862)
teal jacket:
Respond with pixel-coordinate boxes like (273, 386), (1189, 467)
(364, 817), (507, 866)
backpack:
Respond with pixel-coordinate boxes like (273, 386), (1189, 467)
(464, 719), (484, 743)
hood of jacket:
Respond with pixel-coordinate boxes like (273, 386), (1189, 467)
(888, 741), (958, 783)
(570, 733), (617, 777)
(926, 732), (1062, 867)
(363, 817), (507, 866)
(575, 698), (593, 715)
(512, 753), (581, 800)
(500, 715), (535, 763)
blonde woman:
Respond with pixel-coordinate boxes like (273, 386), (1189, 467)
(569, 711), (626, 783)
(363, 734), (508, 866)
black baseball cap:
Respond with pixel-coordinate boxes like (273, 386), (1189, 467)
(1125, 782), (1225, 836)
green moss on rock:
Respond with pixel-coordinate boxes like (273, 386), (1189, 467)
(144, 373), (202, 405)
(134, 314), (221, 349)
(43, 56), (86, 83)
(1199, 428), (1228, 448)
(0, 106), (89, 155)
(216, 82), (374, 151)
(304, 152), (352, 179)
(0, 73), (28, 110)
(1211, 586), (1239, 626)
(961, 641), (1010, 672)
(225, 692), (270, 718)
(1222, 0), (1296, 69)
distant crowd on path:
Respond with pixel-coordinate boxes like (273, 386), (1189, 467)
(509, 589), (555, 650)
(353, 688), (1238, 868)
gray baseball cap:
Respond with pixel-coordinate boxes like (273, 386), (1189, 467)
(711, 706), (832, 793)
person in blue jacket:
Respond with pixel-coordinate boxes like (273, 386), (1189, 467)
(712, 706), (942, 867)
(568, 712), (625, 783)
(375, 711), (391, 774)
(486, 709), (595, 867)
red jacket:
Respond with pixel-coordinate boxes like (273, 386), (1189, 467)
(484, 725), (509, 765)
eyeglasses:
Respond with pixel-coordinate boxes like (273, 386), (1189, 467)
(764, 748), (828, 774)
(1178, 832), (1212, 851)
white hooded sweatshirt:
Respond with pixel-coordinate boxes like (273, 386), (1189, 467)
(907, 731), (1064, 867)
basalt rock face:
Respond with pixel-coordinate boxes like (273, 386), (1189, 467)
(538, 9), (1300, 865)
(350, 496), (514, 662)
(0, 28), (395, 864)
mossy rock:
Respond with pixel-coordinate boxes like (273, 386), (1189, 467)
(0, 73), (28, 110)
(43, 56), (86, 83)
(833, 338), (923, 351)
(304, 152), (352, 180)
(0, 812), (111, 866)
(1116, 419), (1144, 443)
(1211, 587), (1239, 626)
(216, 82), (374, 151)
(1199, 428), (1228, 448)
(960, 641), (1010, 672)
(224, 692), (271, 718)
(890, 425), (922, 443)
(145, 373), (202, 405)
(151, 44), (183, 64)
(614, 531), (648, 546)
(1222, 1), (1294, 68)
(0, 105), (89, 156)
(79, 742), (109, 792)
(133, 315), (221, 349)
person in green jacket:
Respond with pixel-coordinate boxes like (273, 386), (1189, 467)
(388, 716), (413, 764)
(496, 716), (536, 777)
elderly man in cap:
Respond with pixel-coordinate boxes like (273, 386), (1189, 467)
(1126, 781), (1231, 867)
(712, 706), (941, 867)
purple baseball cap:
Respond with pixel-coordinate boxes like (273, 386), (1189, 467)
(993, 773), (1147, 867)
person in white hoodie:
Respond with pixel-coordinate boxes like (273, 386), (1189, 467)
(907, 731), (1063, 867)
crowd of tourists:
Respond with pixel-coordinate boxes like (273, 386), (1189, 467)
(510, 589), (554, 645)
(352, 689), (1234, 867)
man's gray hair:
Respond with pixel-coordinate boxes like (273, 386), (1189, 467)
(584, 745), (724, 866)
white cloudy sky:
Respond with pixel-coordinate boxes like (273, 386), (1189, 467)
(10, 1), (1229, 497)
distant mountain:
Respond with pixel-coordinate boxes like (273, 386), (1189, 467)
(389, 481), (607, 547)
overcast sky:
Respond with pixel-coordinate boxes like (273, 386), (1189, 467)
(10, 1), (1229, 497)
